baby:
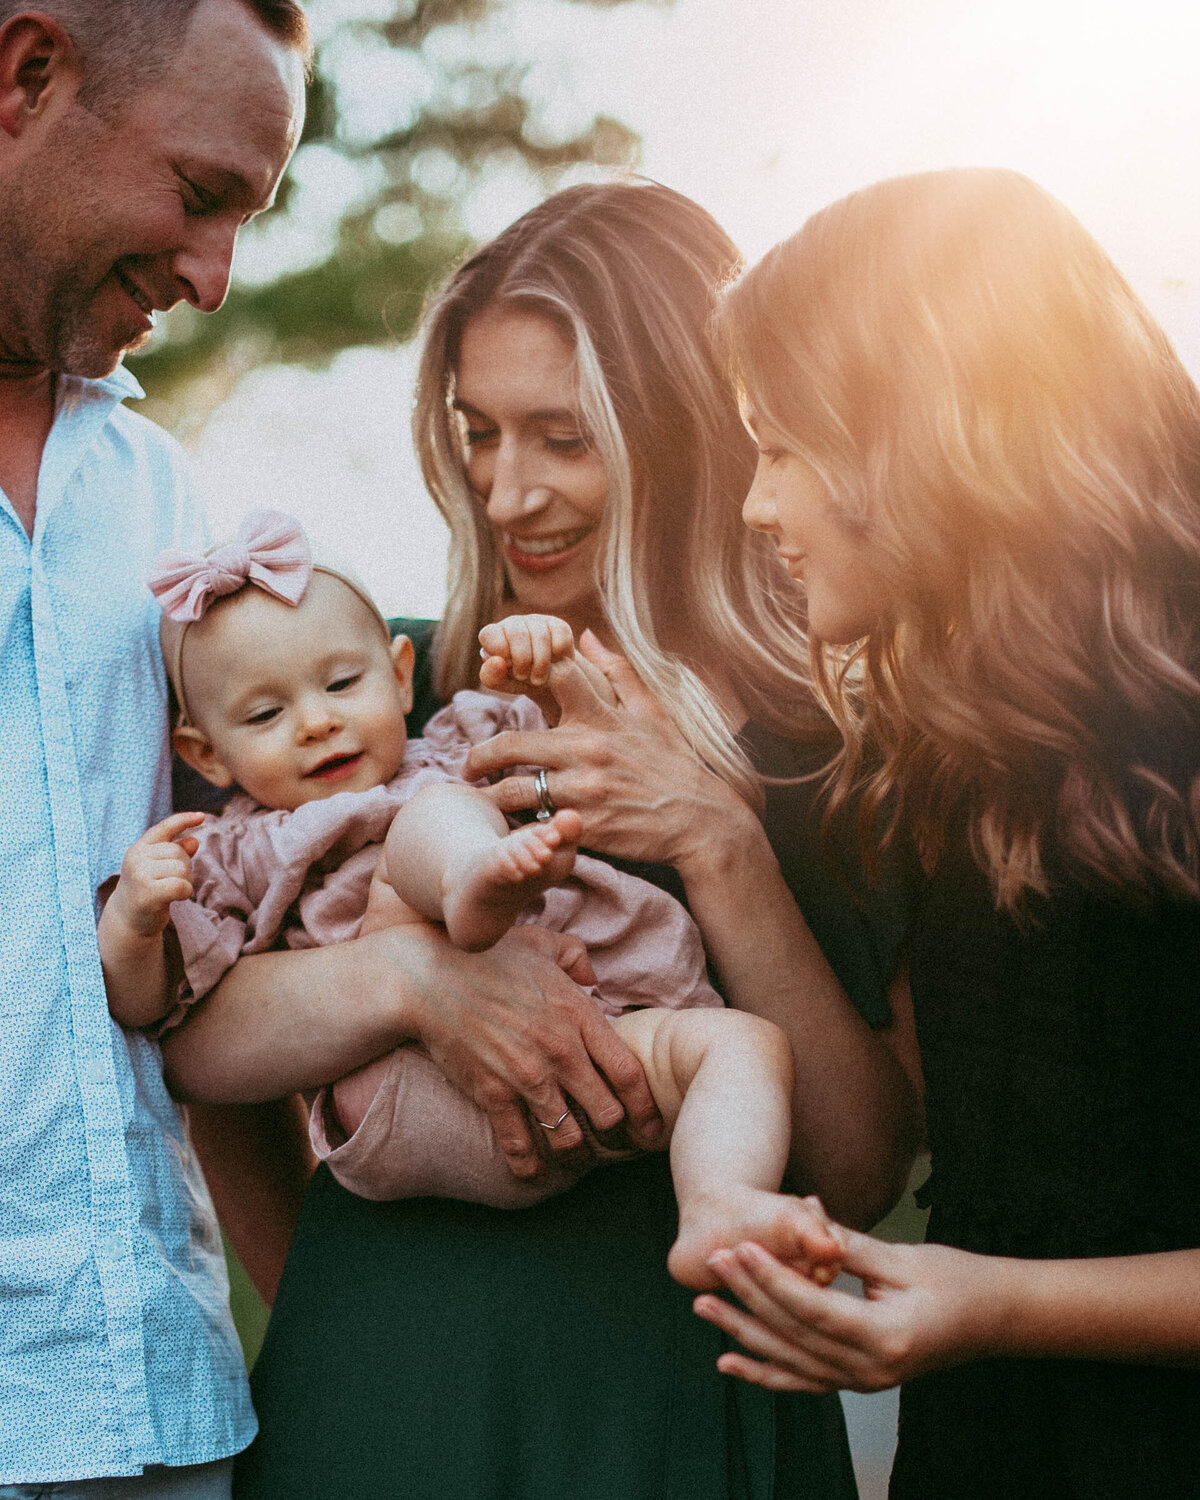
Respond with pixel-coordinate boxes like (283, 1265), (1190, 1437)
(98, 510), (842, 1289)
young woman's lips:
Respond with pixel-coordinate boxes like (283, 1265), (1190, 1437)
(503, 527), (593, 574)
(306, 751), (364, 782)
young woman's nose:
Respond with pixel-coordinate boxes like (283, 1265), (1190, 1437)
(741, 466), (779, 535)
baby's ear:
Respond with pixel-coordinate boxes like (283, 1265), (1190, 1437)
(172, 724), (235, 790)
(390, 633), (415, 715)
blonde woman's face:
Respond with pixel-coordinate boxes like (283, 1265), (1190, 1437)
(741, 416), (890, 644)
(454, 307), (609, 628)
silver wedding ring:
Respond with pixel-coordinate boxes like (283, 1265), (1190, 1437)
(536, 1109), (571, 1131)
(534, 766), (556, 822)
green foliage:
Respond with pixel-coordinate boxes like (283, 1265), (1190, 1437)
(130, 0), (652, 424)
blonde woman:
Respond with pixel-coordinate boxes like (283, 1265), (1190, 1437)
(699, 168), (1200, 1497)
(227, 181), (923, 1497)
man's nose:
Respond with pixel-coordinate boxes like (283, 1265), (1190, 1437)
(172, 219), (240, 315)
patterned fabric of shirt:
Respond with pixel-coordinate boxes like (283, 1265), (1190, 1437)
(0, 366), (256, 1483)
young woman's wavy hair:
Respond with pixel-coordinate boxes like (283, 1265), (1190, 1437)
(718, 167), (1200, 906)
(413, 178), (825, 808)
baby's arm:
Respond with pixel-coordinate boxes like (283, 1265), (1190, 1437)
(385, 781), (581, 952)
(612, 1007), (846, 1291)
(98, 811), (206, 1027)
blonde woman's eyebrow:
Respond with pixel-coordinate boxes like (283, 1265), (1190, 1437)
(451, 398), (580, 426)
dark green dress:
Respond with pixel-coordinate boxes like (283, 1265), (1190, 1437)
(235, 621), (920, 1500)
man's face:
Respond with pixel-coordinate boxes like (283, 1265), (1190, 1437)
(0, 0), (306, 377)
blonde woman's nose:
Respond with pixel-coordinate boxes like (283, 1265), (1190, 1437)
(485, 473), (554, 527)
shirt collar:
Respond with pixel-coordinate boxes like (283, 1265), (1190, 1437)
(57, 360), (145, 411)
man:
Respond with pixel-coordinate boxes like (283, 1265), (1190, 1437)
(0, 3), (307, 1493)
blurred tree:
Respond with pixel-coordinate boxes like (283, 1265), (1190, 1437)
(131, 0), (656, 428)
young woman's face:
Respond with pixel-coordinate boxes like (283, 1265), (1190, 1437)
(454, 307), (610, 626)
(741, 415), (890, 644)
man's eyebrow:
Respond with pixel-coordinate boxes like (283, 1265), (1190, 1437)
(183, 162), (278, 215)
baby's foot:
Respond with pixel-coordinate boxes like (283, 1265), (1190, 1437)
(442, 809), (583, 951)
(668, 1186), (846, 1291)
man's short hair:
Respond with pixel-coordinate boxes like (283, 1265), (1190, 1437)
(0, 0), (311, 114)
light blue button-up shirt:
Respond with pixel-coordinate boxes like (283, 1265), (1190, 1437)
(0, 367), (256, 1483)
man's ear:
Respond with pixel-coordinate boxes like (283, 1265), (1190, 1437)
(390, 634), (415, 716)
(0, 14), (80, 140)
(172, 724), (235, 790)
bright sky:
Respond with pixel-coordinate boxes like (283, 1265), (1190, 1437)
(191, 0), (1200, 617)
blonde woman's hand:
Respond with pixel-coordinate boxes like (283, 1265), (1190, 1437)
(464, 630), (756, 871)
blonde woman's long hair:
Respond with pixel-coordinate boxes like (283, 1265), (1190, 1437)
(414, 179), (826, 808)
(719, 168), (1200, 907)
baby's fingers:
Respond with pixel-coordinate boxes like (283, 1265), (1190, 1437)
(142, 810), (207, 847)
(778, 1195), (846, 1284)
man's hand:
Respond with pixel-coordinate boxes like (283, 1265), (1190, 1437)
(409, 923), (664, 1177)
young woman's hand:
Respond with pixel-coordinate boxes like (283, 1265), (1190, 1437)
(464, 630), (755, 870)
(693, 1231), (1007, 1394)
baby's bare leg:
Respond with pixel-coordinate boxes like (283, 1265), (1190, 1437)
(386, 782), (582, 951)
(612, 1009), (846, 1290)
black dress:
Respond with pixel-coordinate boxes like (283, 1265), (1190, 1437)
(236, 621), (922, 1500)
(896, 826), (1200, 1499)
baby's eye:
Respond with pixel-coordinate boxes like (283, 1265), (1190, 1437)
(758, 447), (788, 468)
(327, 673), (361, 693)
(245, 706), (280, 726)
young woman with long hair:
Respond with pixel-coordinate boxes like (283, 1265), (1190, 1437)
(698, 167), (1200, 1498)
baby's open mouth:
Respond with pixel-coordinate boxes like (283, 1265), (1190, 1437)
(306, 752), (363, 780)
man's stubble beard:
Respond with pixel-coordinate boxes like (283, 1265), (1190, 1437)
(0, 131), (144, 378)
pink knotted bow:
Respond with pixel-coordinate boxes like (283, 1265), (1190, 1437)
(148, 509), (312, 622)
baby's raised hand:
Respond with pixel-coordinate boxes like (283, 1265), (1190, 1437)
(107, 812), (206, 938)
(479, 614), (575, 690)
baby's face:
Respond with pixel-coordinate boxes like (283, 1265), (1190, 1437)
(180, 572), (412, 811)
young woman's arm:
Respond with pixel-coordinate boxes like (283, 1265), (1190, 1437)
(464, 641), (924, 1227)
(162, 922), (663, 1179)
(694, 1233), (1200, 1392)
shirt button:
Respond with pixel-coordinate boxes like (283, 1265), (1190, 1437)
(81, 1058), (108, 1085)
(97, 1232), (125, 1262)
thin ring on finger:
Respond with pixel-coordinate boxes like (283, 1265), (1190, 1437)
(534, 767), (557, 822)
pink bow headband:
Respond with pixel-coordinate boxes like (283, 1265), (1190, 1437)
(148, 508), (389, 723)
(148, 508), (312, 623)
